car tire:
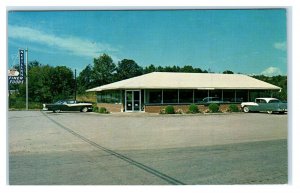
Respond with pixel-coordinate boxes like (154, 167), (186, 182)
(54, 109), (61, 113)
(267, 111), (273, 114)
(243, 106), (250, 113)
(81, 107), (88, 112)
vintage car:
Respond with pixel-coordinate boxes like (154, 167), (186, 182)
(241, 98), (287, 114)
(202, 97), (231, 105)
(202, 97), (228, 104)
(43, 100), (93, 113)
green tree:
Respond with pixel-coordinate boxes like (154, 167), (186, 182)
(77, 64), (94, 93)
(223, 70), (234, 74)
(144, 64), (156, 74)
(50, 66), (74, 101)
(157, 66), (164, 72)
(252, 75), (287, 101)
(92, 54), (116, 86)
(27, 64), (53, 102)
(18, 62), (74, 103)
(115, 59), (143, 81)
(180, 65), (195, 73)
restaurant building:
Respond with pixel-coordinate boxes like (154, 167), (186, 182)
(87, 72), (281, 113)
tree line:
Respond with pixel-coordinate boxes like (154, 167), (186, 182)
(9, 53), (287, 104)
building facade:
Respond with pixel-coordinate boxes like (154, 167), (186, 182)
(87, 72), (281, 113)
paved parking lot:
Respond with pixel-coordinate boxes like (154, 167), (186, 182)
(8, 111), (288, 185)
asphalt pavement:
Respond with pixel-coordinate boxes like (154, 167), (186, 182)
(8, 111), (288, 185)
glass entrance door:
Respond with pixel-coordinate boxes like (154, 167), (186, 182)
(125, 90), (141, 112)
(126, 91), (133, 111)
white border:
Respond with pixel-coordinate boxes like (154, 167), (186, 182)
(2, 1), (299, 193)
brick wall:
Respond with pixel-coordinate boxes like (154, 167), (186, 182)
(97, 103), (123, 112)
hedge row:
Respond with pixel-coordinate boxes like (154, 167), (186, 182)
(93, 106), (110, 114)
(160, 104), (240, 114)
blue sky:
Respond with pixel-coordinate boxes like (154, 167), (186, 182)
(8, 9), (287, 76)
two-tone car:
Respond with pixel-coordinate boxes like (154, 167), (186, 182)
(241, 97), (287, 114)
(43, 100), (93, 113)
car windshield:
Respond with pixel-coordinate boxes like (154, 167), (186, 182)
(54, 100), (64, 104)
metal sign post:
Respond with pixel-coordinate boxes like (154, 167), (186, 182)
(25, 48), (28, 110)
(8, 48), (28, 110)
(74, 69), (77, 101)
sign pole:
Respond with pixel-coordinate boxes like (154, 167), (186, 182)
(74, 69), (77, 101)
(25, 48), (28, 110)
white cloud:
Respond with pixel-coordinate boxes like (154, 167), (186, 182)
(261, 67), (283, 76)
(8, 25), (117, 58)
(273, 41), (286, 51)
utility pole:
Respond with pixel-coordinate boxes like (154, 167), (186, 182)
(25, 48), (28, 110)
(74, 69), (77, 101)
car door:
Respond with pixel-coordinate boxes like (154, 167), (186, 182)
(257, 99), (269, 111)
(250, 99), (264, 111)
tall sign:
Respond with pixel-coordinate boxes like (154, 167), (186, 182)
(8, 49), (25, 84)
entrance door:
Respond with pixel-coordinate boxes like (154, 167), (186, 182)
(125, 90), (141, 112)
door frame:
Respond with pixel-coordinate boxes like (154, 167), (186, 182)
(125, 90), (141, 112)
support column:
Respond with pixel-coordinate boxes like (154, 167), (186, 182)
(193, 89), (195, 104)
(161, 89), (163, 104)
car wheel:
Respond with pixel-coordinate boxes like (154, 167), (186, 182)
(81, 107), (88, 112)
(267, 111), (273, 114)
(54, 109), (61, 113)
(243, 106), (250, 113)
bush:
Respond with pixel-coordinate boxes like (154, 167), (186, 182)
(188, 104), (200, 114)
(92, 106), (99, 112)
(208, 103), (219, 113)
(9, 96), (42, 110)
(99, 107), (109, 114)
(228, 104), (239, 112)
(176, 108), (183, 114)
(159, 108), (165, 114)
(28, 102), (43, 109)
(165, 105), (175, 114)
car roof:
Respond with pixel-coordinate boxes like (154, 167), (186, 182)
(256, 98), (279, 102)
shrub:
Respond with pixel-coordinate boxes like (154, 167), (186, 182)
(99, 107), (109, 114)
(176, 108), (183, 114)
(208, 103), (219, 113)
(92, 106), (99, 112)
(188, 104), (200, 114)
(228, 104), (239, 112)
(28, 102), (43, 109)
(159, 108), (166, 114)
(165, 105), (175, 114)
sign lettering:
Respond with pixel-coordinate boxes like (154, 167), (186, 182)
(8, 49), (25, 84)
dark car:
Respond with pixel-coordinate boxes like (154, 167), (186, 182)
(43, 100), (93, 113)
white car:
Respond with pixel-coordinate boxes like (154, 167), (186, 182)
(241, 98), (287, 114)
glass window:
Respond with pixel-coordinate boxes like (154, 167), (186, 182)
(163, 89), (178, 104)
(256, 99), (266, 103)
(249, 90), (268, 101)
(145, 90), (162, 104)
(223, 90), (235, 102)
(179, 90), (193, 103)
(209, 90), (222, 99)
(194, 90), (208, 103)
(269, 99), (280, 103)
(236, 90), (248, 102)
(97, 90), (121, 104)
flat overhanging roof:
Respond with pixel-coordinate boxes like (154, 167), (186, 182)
(86, 72), (281, 92)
